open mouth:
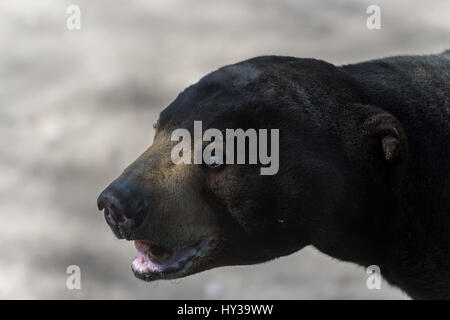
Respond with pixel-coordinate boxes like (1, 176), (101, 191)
(131, 239), (210, 281)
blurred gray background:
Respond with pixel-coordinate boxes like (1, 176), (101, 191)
(1, 0), (448, 299)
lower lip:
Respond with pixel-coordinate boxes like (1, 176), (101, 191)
(131, 239), (210, 279)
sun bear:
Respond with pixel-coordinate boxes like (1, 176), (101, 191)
(98, 51), (450, 299)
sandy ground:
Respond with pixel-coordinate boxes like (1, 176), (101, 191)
(0, 0), (448, 299)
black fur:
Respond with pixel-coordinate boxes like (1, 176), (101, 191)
(102, 51), (450, 299)
(162, 51), (449, 299)
(342, 52), (450, 298)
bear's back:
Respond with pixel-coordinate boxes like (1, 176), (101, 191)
(343, 51), (450, 135)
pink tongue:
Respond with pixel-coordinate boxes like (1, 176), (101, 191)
(131, 240), (199, 275)
(132, 241), (163, 273)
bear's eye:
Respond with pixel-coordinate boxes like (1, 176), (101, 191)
(204, 155), (223, 170)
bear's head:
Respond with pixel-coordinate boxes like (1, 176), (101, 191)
(97, 56), (408, 281)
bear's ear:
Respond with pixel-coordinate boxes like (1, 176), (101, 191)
(381, 133), (399, 161)
(361, 113), (408, 163)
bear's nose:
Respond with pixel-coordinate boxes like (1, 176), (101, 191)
(97, 183), (148, 239)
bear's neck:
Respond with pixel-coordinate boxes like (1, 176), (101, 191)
(383, 191), (450, 299)
(383, 161), (450, 299)
(347, 176), (450, 299)
(312, 170), (450, 299)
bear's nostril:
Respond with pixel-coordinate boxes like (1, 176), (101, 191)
(97, 183), (148, 237)
(108, 205), (124, 223)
